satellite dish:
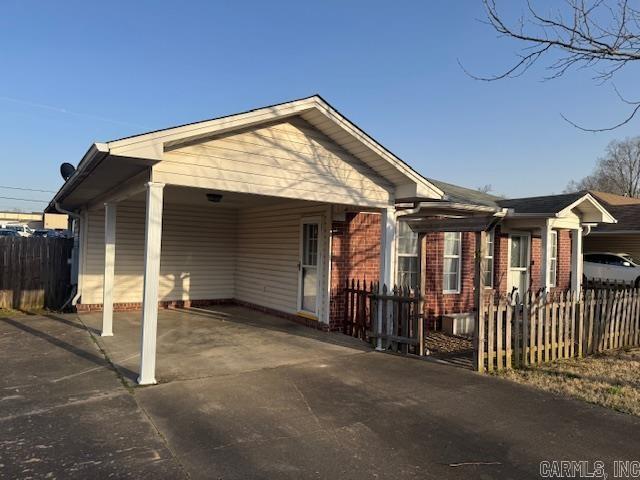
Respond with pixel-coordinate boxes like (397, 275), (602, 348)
(60, 163), (76, 181)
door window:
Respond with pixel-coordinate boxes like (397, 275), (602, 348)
(510, 235), (528, 269)
(300, 222), (319, 313)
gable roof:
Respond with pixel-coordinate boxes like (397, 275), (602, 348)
(48, 95), (443, 211)
(417, 180), (615, 223)
(496, 192), (586, 214)
(586, 191), (640, 233)
(589, 190), (640, 206)
(425, 178), (502, 208)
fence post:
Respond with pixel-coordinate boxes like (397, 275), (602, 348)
(577, 290), (584, 358)
(376, 284), (386, 351)
(505, 300), (512, 369)
(513, 294), (521, 368)
(473, 231), (487, 372)
(417, 232), (427, 357)
(417, 283), (425, 356)
(635, 288), (640, 346)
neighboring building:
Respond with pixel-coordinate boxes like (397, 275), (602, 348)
(403, 182), (615, 328)
(0, 211), (68, 230)
(583, 191), (640, 261)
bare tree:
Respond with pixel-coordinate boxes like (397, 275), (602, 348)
(566, 136), (640, 196)
(477, 184), (494, 193)
(466, 0), (640, 130)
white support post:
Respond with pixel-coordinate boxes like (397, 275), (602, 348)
(101, 203), (116, 337)
(540, 220), (552, 292)
(377, 207), (396, 351)
(138, 182), (165, 385)
(571, 227), (583, 293)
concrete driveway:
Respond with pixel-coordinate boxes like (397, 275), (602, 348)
(2, 307), (639, 479)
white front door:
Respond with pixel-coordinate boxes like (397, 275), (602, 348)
(508, 233), (530, 297)
(298, 218), (321, 316)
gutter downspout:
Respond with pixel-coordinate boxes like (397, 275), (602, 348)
(582, 224), (594, 236)
(54, 202), (82, 308)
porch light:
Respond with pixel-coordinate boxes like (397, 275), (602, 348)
(206, 193), (223, 203)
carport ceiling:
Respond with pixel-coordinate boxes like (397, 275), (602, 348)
(144, 185), (309, 208)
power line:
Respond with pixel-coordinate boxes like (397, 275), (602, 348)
(0, 196), (48, 203)
(0, 185), (57, 193)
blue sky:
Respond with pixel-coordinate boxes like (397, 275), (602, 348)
(1, 0), (638, 211)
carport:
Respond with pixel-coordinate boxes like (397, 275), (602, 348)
(46, 96), (442, 385)
(81, 304), (368, 384)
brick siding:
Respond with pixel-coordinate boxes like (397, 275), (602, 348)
(422, 227), (573, 328)
(329, 212), (381, 331)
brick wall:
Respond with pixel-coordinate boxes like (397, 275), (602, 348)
(329, 212), (381, 331)
(422, 227), (573, 328)
(422, 232), (476, 326)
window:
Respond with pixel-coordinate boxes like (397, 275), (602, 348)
(549, 231), (558, 287)
(483, 230), (495, 288)
(396, 221), (418, 288)
(510, 235), (528, 268)
(443, 232), (462, 293)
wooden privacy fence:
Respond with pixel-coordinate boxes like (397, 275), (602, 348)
(0, 237), (73, 310)
(476, 288), (640, 372)
(344, 279), (425, 355)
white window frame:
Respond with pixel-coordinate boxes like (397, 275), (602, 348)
(549, 230), (558, 288)
(297, 216), (323, 316)
(396, 221), (419, 288)
(484, 230), (495, 289)
(443, 231), (462, 294)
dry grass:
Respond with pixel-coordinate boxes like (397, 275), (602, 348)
(497, 348), (640, 416)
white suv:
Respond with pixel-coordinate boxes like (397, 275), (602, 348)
(583, 252), (640, 286)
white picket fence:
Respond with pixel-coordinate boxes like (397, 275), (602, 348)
(474, 288), (640, 372)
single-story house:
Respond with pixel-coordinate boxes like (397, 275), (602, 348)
(46, 95), (616, 382)
(46, 95), (443, 384)
(582, 190), (640, 261)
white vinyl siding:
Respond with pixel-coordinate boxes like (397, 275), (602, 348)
(235, 201), (328, 316)
(155, 117), (393, 207)
(81, 201), (328, 318)
(443, 232), (462, 294)
(80, 197), (331, 321)
(82, 199), (237, 304)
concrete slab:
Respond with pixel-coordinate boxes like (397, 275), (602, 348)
(83, 305), (369, 384)
(3, 307), (640, 479)
(137, 350), (640, 480)
(0, 313), (185, 479)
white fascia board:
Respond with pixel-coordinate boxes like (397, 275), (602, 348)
(558, 193), (617, 224)
(105, 96), (443, 201)
(47, 142), (110, 210)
